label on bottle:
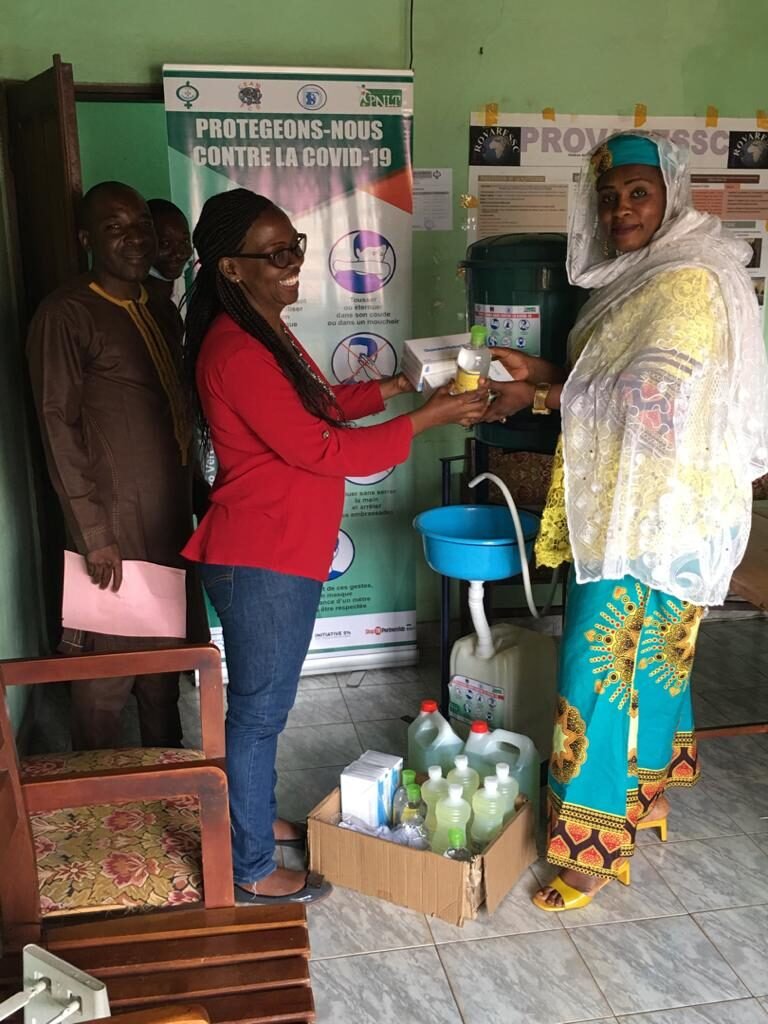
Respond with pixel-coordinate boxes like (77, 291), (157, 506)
(453, 368), (480, 393)
(448, 674), (505, 729)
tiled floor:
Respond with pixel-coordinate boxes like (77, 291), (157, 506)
(33, 615), (768, 1022)
(272, 617), (768, 1024)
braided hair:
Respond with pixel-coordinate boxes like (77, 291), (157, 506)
(184, 188), (342, 443)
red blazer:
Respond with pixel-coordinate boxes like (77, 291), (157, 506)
(182, 314), (413, 581)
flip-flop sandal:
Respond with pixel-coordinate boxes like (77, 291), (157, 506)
(275, 821), (308, 849)
(235, 870), (332, 905)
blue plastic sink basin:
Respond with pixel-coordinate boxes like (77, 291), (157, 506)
(413, 504), (539, 582)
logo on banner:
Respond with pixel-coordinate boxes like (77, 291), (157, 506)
(327, 530), (355, 581)
(469, 126), (521, 166)
(329, 231), (396, 293)
(332, 332), (397, 383)
(360, 85), (403, 108)
(238, 82), (263, 108)
(175, 81), (200, 109)
(297, 84), (328, 110)
(728, 131), (768, 169)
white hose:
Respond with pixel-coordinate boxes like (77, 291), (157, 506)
(468, 473), (540, 620)
(467, 579), (494, 658)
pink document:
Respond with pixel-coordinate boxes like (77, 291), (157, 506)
(62, 551), (187, 638)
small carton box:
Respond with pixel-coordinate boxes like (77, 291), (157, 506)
(401, 334), (465, 392)
(308, 788), (537, 927)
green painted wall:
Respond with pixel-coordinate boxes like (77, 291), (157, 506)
(4, 0), (768, 620)
(0, 160), (45, 730)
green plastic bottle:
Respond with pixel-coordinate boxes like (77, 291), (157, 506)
(453, 325), (490, 394)
(392, 768), (416, 825)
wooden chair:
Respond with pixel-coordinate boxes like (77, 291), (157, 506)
(0, 646), (316, 1023)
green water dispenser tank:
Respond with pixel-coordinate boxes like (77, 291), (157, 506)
(459, 233), (585, 453)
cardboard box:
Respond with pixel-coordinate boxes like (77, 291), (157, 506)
(308, 788), (537, 927)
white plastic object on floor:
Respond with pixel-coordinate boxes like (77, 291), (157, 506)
(449, 621), (558, 758)
(407, 699), (463, 774)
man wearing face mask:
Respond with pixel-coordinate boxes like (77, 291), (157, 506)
(26, 180), (205, 750)
(146, 198), (192, 309)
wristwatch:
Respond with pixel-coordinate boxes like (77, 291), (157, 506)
(532, 382), (552, 415)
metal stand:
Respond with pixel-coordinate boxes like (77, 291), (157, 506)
(0, 947), (109, 1024)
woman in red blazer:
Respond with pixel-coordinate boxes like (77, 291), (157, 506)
(183, 188), (487, 904)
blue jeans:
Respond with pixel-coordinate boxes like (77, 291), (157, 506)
(200, 563), (323, 884)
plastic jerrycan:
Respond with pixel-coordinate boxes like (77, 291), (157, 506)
(464, 726), (540, 821)
(449, 621), (558, 759)
(431, 783), (471, 855)
(407, 700), (463, 774)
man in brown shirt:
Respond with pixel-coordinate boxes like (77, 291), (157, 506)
(27, 181), (205, 750)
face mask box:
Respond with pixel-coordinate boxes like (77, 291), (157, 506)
(340, 751), (402, 827)
(402, 334), (466, 392)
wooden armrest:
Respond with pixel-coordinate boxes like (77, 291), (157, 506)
(23, 763), (234, 908)
(22, 761), (227, 813)
(1, 644), (225, 761)
(1, 644), (220, 686)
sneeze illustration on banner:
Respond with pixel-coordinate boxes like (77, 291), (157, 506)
(327, 530), (355, 581)
(332, 332), (397, 383)
(329, 231), (396, 293)
(298, 84), (328, 111)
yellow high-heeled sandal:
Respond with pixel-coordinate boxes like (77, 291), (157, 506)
(636, 815), (668, 841)
(532, 859), (631, 913)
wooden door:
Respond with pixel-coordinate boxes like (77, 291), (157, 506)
(3, 54), (85, 649)
(5, 53), (85, 318)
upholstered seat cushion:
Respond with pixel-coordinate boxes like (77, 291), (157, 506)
(20, 748), (205, 916)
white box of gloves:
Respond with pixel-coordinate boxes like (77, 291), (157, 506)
(340, 750), (402, 827)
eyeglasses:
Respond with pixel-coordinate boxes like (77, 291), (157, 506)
(231, 234), (307, 269)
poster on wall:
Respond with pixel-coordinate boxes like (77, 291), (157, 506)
(467, 113), (768, 328)
(163, 65), (416, 672)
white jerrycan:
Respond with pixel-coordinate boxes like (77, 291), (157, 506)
(462, 725), (540, 822)
(449, 622), (558, 758)
(407, 700), (463, 774)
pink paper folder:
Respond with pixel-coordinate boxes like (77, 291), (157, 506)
(62, 551), (187, 639)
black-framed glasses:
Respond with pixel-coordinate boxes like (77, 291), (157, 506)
(231, 234), (307, 269)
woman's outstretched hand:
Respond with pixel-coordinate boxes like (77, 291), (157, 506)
(409, 382), (491, 434)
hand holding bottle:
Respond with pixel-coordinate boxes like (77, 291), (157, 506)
(409, 383), (490, 434)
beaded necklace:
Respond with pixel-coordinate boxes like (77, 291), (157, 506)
(280, 323), (337, 405)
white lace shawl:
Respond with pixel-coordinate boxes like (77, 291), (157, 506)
(561, 130), (768, 606)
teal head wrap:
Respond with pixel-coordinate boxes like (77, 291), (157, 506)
(591, 134), (661, 178)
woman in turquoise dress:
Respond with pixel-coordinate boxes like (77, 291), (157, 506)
(483, 130), (768, 910)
